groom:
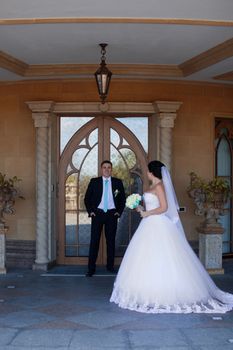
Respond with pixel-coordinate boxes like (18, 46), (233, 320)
(84, 160), (126, 277)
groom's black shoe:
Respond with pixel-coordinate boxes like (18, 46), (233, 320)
(85, 271), (95, 277)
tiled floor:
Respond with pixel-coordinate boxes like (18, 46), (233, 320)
(0, 261), (233, 349)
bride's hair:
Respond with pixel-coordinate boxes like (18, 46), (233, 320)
(148, 160), (165, 179)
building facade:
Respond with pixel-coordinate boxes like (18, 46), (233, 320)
(1, 79), (233, 269)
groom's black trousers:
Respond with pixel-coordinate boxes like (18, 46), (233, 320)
(88, 208), (118, 273)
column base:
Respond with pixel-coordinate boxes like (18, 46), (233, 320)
(33, 262), (48, 271)
(0, 267), (6, 274)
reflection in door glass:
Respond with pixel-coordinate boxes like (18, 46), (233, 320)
(65, 173), (78, 256)
(120, 148), (137, 169)
(72, 148), (89, 170)
(78, 145), (99, 256)
(88, 128), (98, 147)
(60, 117), (93, 154)
(116, 117), (148, 152)
(116, 173), (143, 256)
(110, 130), (143, 257)
(79, 145), (98, 210)
(111, 144), (131, 189)
(65, 143), (98, 257)
(110, 128), (120, 148)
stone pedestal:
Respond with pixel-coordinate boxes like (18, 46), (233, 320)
(0, 226), (9, 274)
(197, 226), (224, 274)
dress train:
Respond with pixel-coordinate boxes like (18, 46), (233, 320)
(110, 193), (233, 313)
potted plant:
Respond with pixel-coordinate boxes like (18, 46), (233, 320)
(0, 172), (24, 230)
(187, 172), (231, 228)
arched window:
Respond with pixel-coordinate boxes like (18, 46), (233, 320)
(215, 119), (233, 254)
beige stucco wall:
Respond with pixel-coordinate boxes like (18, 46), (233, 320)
(0, 79), (233, 242)
(0, 91), (35, 240)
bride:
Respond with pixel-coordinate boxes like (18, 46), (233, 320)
(110, 160), (233, 313)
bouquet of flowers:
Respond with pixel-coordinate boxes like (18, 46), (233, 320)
(126, 193), (142, 209)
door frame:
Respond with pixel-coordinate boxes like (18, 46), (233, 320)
(57, 115), (148, 265)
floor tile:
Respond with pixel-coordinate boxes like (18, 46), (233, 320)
(0, 327), (19, 346)
(0, 265), (232, 350)
(11, 329), (73, 347)
(66, 310), (137, 329)
(69, 330), (127, 349)
(0, 310), (56, 328)
(182, 327), (233, 346)
(129, 329), (189, 347)
(36, 302), (94, 317)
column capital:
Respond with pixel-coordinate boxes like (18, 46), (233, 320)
(154, 101), (182, 129)
(26, 101), (54, 128)
(26, 101), (55, 113)
(153, 101), (183, 114)
(158, 114), (177, 128)
(32, 113), (51, 128)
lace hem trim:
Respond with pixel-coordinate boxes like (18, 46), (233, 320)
(110, 289), (233, 314)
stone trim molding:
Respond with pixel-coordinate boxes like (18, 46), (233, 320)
(30, 101), (156, 115)
(154, 101), (183, 114)
(27, 100), (183, 116)
(26, 101), (54, 113)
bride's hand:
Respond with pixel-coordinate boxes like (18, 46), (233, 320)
(140, 210), (149, 218)
(136, 205), (144, 212)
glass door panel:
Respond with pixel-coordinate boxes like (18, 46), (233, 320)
(59, 116), (148, 264)
(110, 128), (143, 257)
(64, 130), (98, 258)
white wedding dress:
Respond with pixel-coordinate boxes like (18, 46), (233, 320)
(110, 192), (233, 313)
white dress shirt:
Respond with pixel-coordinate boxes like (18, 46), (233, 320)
(98, 176), (116, 211)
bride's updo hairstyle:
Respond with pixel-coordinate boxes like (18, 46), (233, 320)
(148, 160), (165, 179)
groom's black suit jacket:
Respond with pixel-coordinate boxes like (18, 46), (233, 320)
(84, 177), (126, 217)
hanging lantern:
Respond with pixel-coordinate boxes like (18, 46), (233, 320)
(95, 43), (112, 104)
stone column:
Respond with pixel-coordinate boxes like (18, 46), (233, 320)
(26, 101), (54, 271)
(154, 101), (182, 170)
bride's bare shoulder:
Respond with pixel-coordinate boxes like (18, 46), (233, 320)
(146, 181), (165, 196)
(154, 182), (165, 195)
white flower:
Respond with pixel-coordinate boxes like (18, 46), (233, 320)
(114, 189), (119, 197)
(126, 193), (142, 209)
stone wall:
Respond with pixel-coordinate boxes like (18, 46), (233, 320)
(6, 240), (36, 269)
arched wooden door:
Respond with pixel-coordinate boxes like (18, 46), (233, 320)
(58, 116), (148, 265)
